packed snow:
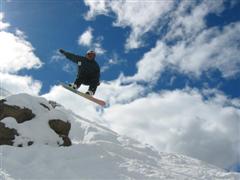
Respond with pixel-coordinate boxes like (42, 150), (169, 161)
(0, 93), (239, 179)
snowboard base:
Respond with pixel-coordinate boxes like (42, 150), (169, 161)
(61, 83), (106, 107)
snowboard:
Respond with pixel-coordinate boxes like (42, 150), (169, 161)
(60, 83), (106, 107)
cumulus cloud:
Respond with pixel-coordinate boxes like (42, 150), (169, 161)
(93, 41), (106, 55)
(110, 1), (174, 50)
(0, 31), (43, 73)
(167, 22), (240, 78)
(102, 88), (240, 169)
(0, 12), (10, 30)
(78, 27), (105, 55)
(127, 21), (240, 84)
(0, 12), (43, 96)
(101, 53), (126, 73)
(0, 72), (41, 95)
(122, 0), (240, 84)
(84, 0), (110, 20)
(125, 41), (168, 83)
(84, 0), (174, 50)
(165, 0), (224, 41)
(78, 27), (93, 46)
(50, 50), (65, 63)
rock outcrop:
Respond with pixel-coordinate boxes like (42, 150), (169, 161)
(0, 122), (18, 145)
(0, 94), (72, 147)
(49, 119), (71, 146)
(0, 99), (35, 123)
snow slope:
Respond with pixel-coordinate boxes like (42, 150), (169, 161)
(0, 93), (239, 179)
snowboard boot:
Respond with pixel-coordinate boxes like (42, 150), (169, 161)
(85, 90), (94, 96)
(68, 83), (77, 90)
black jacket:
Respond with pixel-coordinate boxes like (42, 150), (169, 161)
(63, 51), (100, 84)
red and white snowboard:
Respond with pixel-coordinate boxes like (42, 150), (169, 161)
(61, 83), (106, 107)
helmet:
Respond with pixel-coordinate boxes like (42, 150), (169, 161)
(86, 50), (96, 60)
(86, 50), (96, 55)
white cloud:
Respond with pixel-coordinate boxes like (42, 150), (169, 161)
(102, 88), (240, 169)
(0, 13), (43, 96)
(165, 0), (224, 41)
(101, 53), (126, 73)
(84, 0), (175, 50)
(93, 41), (105, 55)
(78, 27), (93, 46)
(110, 1), (174, 50)
(0, 31), (43, 73)
(0, 12), (10, 30)
(50, 50), (65, 63)
(123, 1), (240, 83)
(78, 27), (105, 55)
(62, 63), (75, 74)
(125, 41), (168, 83)
(167, 22), (240, 78)
(0, 72), (42, 95)
(84, 0), (110, 20)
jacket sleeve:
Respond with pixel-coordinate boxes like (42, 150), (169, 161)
(63, 51), (84, 64)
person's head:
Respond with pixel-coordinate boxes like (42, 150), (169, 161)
(85, 50), (96, 60)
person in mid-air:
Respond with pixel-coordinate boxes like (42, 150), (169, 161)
(59, 49), (100, 96)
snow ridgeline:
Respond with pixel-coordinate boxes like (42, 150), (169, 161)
(0, 93), (239, 179)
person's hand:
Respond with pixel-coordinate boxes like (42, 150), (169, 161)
(59, 49), (65, 54)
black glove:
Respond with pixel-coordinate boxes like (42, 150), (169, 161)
(59, 49), (65, 54)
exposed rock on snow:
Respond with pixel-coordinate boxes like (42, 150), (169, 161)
(0, 122), (18, 145)
(0, 94), (71, 147)
(48, 119), (71, 146)
(0, 99), (35, 123)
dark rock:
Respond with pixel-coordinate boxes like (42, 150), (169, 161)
(0, 99), (6, 103)
(16, 141), (34, 147)
(0, 101), (35, 123)
(49, 119), (71, 146)
(28, 141), (34, 146)
(0, 122), (18, 145)
(40, 103), (50, 111)
(60, 135), (72, 146)
(49, 101), (61, 108)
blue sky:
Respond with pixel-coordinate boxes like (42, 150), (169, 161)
(1, 0), (240, 172)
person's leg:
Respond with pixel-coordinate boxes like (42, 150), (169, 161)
(86, 80), (99, 95)
(74, 77), (82, 89)
(87, 84), (97, 95)
(72, 67), (83, 89)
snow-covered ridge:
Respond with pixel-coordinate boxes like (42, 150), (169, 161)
(0, 93), (239, 179)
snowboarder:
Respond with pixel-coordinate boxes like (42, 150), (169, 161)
(59, 49), (100, 96)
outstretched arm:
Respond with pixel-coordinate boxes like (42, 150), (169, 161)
(59, 49), (84, 64)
